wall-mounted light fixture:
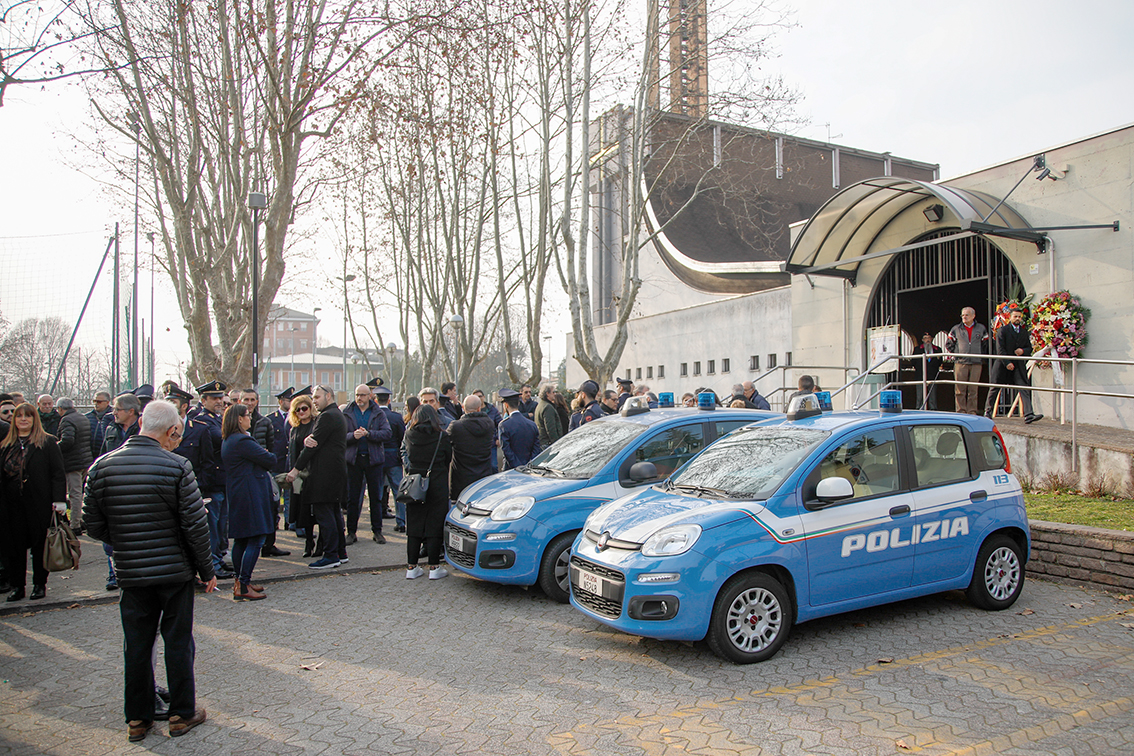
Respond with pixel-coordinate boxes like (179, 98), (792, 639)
(923, 204), (944, 223)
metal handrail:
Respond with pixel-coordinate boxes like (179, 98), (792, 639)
(881, 351), (1134, 472)
(749, 364), (862, 410)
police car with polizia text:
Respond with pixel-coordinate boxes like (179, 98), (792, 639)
(569, 392), (1028, 663)
(444, 395), (779, 602)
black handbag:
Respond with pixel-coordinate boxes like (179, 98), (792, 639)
(396, 435), (441, 505)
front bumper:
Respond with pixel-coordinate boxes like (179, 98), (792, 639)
(568, 536), (716, 642)
(443, 511), (549, 586)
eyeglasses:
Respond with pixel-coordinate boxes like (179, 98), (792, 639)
(296, 406), (311, 413)
(0, 409), (13, 418)
(170, 430), (182, 440)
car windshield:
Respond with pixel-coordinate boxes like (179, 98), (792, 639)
(670, 426), (830, 498)
(526, 420), (647, 479)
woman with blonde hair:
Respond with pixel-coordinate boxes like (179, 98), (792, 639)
(287, 393), (319, 557)
(0, 403), (66, 601)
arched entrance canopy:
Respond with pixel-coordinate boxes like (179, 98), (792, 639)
(786, 178), (1032, 285)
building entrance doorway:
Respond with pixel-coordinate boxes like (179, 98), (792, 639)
(865, 231), (1024, 411)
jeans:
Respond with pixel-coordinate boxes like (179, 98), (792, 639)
(382, 465), (405, 528)
(347, 462), (384, 535)
(311, 501), (346, 561)
(232, 535), (266, 586)
(205, 493), (226, 570)
(119, 580), (197, 722)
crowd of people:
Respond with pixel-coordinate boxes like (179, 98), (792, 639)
(0, 327), (1041, 742)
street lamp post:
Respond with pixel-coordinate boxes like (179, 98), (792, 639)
(147, 232), (155, 384)
(543, 335), (552, 382)
(127, 111), (141, 387)
(248, 192), (267, 389)
(337, 275), (356, 392)
(448, 313), (464, 388)
(311, 307), (321, 386)
(289, 326), (298, 389)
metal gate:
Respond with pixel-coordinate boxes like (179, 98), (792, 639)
(865, 230), (1023, 330)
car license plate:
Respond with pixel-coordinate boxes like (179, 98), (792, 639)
(578, 568), (604, 596)
(448, 531), (465, 552)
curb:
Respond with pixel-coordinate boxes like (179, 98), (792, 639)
(0, 562), (407, 618)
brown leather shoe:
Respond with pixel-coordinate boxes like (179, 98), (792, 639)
(233, 581), (266, 601)
(168, 707), (207, 737)
(127, 720), (153, 742)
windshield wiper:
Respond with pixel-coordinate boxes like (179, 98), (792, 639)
(524, 463), (566, 478)
(671, 483), (731, 498)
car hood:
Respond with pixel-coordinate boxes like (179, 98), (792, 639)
(457, 469), (594, 512)
(587, 487), (761, 543)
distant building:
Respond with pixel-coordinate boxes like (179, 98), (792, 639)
(265, 306), (320, 359)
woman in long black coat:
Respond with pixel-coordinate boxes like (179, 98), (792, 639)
(402, 404), (452, 580)
(287, 395), (319, 557)
(221, 404), (277, 601)
(0, 403), (66, 601)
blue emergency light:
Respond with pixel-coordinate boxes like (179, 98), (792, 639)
(815, 391), (832, 411)
(879, 390), (903, 413)
(657, 392), (675, 408)
(697, 392), (716, 411)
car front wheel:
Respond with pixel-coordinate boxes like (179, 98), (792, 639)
(707, 572), (793, 664)
(539, 531), (577, 604)
(966, 534), (1025, 610)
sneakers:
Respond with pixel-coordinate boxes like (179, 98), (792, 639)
(429, 566), (449, 580)
(340, 556), (349, 564)
(168, 707), (207, 737)
(308, 557), (341, 570)
(372, 532), (387, 544)
(345, 532), (358, 545)
(406, 565), (424, 579)
(105, 577), (118, 591)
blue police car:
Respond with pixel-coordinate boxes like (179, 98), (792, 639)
(569, 396), (1028, 663)
(444, 398), (777, 602)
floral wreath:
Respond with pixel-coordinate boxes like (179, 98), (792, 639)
(990, 297), (1031, 336)
(1029, 290), (1090, 368)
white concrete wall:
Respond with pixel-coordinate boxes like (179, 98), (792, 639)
(565, 286), (793, 403)
(791, 125), (1134, 428)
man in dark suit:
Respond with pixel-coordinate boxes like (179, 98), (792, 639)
(499, 389), (541, 470)
(984, 308), (1043, 423)
(912, 333), (943, 410)
(374, 385), (407, 532)
(288, 385), (349, 568)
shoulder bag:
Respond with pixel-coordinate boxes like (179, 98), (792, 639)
(44, 510), (82, 571)
(396, 435), (441, 505)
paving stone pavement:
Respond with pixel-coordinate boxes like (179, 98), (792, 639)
(2, 568), (1134, 755)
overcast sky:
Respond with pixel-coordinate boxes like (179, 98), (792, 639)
(1, 0), (1131, 384)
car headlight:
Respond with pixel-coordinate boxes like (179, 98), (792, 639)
(490, 496), (535, 521)
(640, 524), (702, 557)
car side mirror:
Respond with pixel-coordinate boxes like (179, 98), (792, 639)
(628, 461), (658, 482)
(816, 476), (854, 502)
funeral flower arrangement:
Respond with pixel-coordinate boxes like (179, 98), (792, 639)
(1028, 290), (1090, 367)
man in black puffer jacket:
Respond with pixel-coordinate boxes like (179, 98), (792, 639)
(83, 399), (216, 742)
(447, 394), (497, 500)
(56, 398), (93, 532)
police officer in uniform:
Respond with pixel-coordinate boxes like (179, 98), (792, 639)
(270, 387), (294, 530)
(498, 389), (541, 470)
(194, 380), (233, 580)
(569, 380), (604, 431)
(164, 384), (215, 496)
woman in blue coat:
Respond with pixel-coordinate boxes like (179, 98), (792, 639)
(222, 403), (277, 601)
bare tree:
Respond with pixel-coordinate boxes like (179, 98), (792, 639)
(77, 0), (440, 386)
(551, 0), (797, 384)
(0, 316), (72, 394)
(0, 0), (111, 107)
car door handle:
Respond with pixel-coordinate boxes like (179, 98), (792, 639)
(969, 490), (988, 502)
(889, 505), (910, 517)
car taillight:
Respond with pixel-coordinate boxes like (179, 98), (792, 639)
(992, 426), (1011, 474)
